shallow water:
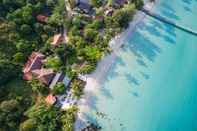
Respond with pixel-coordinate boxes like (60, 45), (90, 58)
(86, 0), (197, 131)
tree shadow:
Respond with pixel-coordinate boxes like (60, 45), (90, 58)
(136, 59), (148, 68)
(81, 6), (183, 127)
(160, 2), (176, 13)
(131, 91), (139, 97)
(163, 35), (176, 44)
(100, 85), (114, 99)
(182, 0), (192, 5)
(124, 30), (161, 62)
(116, 56), (126, 66)
(125, 73), (140, 86)
(105, 56), (126, 81)
(107, 69), (119, 80)
(141, 19), (176, 45)
(183, 6), (192, 12)
(157, 2), (180, 21)
(140, 71), (150, 80)
(149, 20), (177, 38)
(160, 10), (180, 20)
(81, 91), (99, 111)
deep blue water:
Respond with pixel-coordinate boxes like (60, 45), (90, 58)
(86, 0), (197, 131)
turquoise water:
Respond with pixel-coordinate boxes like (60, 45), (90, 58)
(154, 0), (197, 30)
(86, 0), (197, 131)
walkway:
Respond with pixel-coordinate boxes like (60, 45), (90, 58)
(141, 8), (197, 36)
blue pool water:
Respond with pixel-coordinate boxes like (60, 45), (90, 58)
(86, 0), (197, 131)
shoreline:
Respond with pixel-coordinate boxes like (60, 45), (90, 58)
(74, 1), (156, 130)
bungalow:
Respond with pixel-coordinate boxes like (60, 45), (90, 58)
(49, 72), (71, 88)
(32, 68), (55, 85)
(23, 52), (71, 88)
(49, 72), (65, 89)
(62, 75), (71, 87)
(76, 1), (93, 14)
(104, 8), (114, 16)
(23, 52), (45, 80)
(36, 14), (48, 23)
(113, 0), (128, 7)
(45, 94), (57, 105)
(51, 34), (64, 46)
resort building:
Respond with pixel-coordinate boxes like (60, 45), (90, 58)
(23, 52), (55, 86)
(113, 0), (128, 6)
(51, 34), (64, 46)
(76, 1), (93, 14)
(104, 8), (114, 16)
(31, 68), (55, 85)
(45, 94), (57, 105)
(36, 14), (48, 23)
(49, 72), (71, 89)
(23, 52), (70, 87)
(23, 52), (45, 80)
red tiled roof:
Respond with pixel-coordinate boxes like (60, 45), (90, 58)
(23, 72), (32, 80)
(45, 94), (56, 105)
(23, 52), (44, 73)
(36, 15), (48, 23)
(32, 68), (55, 85)
(51, 34), (63, 46)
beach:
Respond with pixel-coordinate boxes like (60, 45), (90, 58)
(74, 1), (155, 130)
(75, 0), (197, 130)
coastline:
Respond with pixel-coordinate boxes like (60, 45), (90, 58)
(74, 1), (156, 130)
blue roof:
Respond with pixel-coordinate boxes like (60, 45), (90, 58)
(63, 76), (70, 87)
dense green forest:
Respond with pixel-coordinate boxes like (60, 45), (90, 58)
(0, 0), (143, 130)
(0, 0), (77, 130)
(0, 0), (65, 85)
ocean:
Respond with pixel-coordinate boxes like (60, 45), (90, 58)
(85, 0), (197, 131)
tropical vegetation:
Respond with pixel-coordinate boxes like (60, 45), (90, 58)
(0, 0), (143, 130)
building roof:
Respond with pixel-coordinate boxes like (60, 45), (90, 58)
(77, 1), (92, 14)
(32, 68), (55, 85)
(23, 52), (44, 73)
(105, 8), (114, 16)
(114, 0), (127, 6)
(23, 72), (33, 80)
(49, 72), (65, 89)
(36, 14), (48, 23)
(51, 34), (63, 46)
(45, 94), (57, 105)
(63, 76), (71, 87)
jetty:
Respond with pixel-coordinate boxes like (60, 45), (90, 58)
(141, 8), (197, 36)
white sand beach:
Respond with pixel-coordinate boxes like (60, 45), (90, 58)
(74, 2), (156, 130)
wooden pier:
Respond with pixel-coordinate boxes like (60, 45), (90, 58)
(141, 8), (197, 36)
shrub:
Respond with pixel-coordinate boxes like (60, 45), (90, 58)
(44, 56), (63, 71)
(84, 28), (98, 42)
(112, 4), (136, 28)
(52, 82), (65, 95)
(70, 79), (85, 98)
(79, 63), (96, 74)
(90, 0), (103, 8)
(83, 46), (102, 62)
